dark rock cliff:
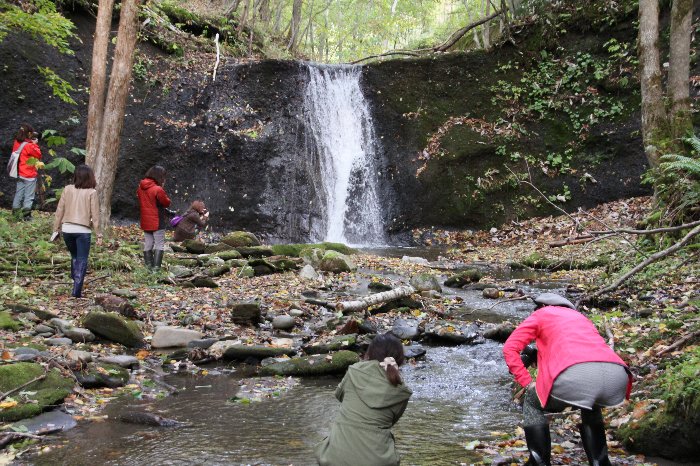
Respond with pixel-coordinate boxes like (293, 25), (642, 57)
(0, 11), (651, 244)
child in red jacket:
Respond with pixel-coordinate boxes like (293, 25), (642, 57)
(136, 165), (171, 269)
(11, 123), (42, 220)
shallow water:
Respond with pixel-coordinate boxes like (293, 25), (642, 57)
(24, 342), (517, 466)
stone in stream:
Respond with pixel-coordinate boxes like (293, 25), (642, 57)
(483, 322), (515, 343)
(303, 334), (357, 355)
(391, 318), (420, 341)
(401, 256), (429, 265)
(151, 326), (203, 348)
(299, 264), (320, 280)
(403, 343), (426, 359)
(74, 363), (130, 389)
(259, 350), (360, 377)
(482, 287), (502, 299)
(99, 355), (140, 369)
(116, 411), (187, 427)
(11, 410), (77, 434)
(443, 269), (484, 288)
(272, 315), (295, 330)
(409, 273), (442, 293)
(187, 338), (219, 349)
(422, 320), (480, 345)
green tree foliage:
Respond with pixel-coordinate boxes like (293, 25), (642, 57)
(0, 0), (76, 54)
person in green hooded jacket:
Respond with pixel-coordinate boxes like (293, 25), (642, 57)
(315, 333), (413, 466)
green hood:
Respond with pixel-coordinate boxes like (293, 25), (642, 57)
(347, 360), (412, 409)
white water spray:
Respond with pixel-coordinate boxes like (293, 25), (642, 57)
(304, 65), (386, 246)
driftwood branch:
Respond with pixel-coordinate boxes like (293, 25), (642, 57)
(336, 286), (416, 314)
(0, 428), (62, 449)
(434, 10), (503, 51)
(0, 373), (47, 402)
(587, 218), (700, 236)
(349, 51), (420, 65)
(581, 223), (700, 304)
(655, 329), (700, 357)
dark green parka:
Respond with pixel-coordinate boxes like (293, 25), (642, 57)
(315, 360), (412, 466)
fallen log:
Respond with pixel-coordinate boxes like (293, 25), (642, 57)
(336, 286), (416, 314)
(548, 235), (595, 248)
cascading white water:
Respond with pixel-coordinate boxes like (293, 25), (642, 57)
(304, 65), (386, 246)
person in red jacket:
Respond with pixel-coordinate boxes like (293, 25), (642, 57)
(11, 123), (42, 220)
(503, 293), (632, 466)
(136, 165), (171, 269)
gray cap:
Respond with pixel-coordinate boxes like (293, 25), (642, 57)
(533, 293), (576, 310)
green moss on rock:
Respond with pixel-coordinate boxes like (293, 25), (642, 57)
(82, 311), (145, 348)
(0, 362), (73, 421)
(444, 269), (483, 288)
(259, 350), (360, 376)
(222, 231), (261, 247)
(0, 311), (21, 330)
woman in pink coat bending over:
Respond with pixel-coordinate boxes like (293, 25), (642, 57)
(503, 293), (632, 466)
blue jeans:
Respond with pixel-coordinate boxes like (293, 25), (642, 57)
(12, 177), (37, 210)
(63, 233), (91, 297)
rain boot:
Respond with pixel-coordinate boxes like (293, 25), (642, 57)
(580, 410), (612, 466)
(72, 259), (87, 298)
(524, 424), (551, 466)
(143, 250), (154, 269)
(153, 249), (164, 270)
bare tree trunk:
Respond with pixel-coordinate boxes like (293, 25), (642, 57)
(86, 0), (115, 167)
(257, 0), (270, 23)
(93, 0), (141, 232)
(481, 0), (491, 49)
(668, 0), (693, 140)
(287, 0), (303, 52)
(638, 0), (667, 168)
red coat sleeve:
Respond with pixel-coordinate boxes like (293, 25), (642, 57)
(156, 188), (171, 208)
(503, 312), (540, 387)
(26, 142), (41, 160)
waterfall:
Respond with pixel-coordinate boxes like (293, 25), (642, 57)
(304, 65), (386, 246)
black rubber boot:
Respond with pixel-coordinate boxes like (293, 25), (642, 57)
(143, 250), (154, 269)
(153, 249), (164, 270)
(580, 409), (612, 466)
(72, 259), (87, 298)
(524, 424), (551, 466)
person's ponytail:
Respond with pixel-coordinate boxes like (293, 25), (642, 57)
(385, 364), (402, 386)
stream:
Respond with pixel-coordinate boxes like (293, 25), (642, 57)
(22, 250), (567, 466)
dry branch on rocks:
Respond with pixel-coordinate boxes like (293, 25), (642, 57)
(336, 286), (416, 314)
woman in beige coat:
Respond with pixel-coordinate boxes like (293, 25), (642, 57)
(315, 333), (412, 466)
(53, 165), (102, 298)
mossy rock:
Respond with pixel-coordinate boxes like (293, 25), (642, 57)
(191, 277), (219, 288)
(270, 244), (306, 257)
(444, 269), (484, 288)
(222, 231), (261, 247)
(222, 345), (296, 360)
(237, 265), (255, 278)
(299, 247), (325, 267)
(203, 243), (235, 254)
(82, 311), (145, 348)
(235, 246), (274, 258)
(205, 264), (231, 277)
(320, 242), (357, 255)
(5, 303), (58, 321)
(617, 408), (700, 461)
(259, 350), (360, 377)
(169, 258), (200, 268)
(0, 310), (21, 331)
(409, 273), (442, 292)
(215, 249), (243, 261)
(226, 258), (249, 268)
(268, 258), (300, 271)
(0, 362), (73, 421)
(248, 258), (277, 276)
(368, 281), (393, 292)
(318, 250), (357, 273)
(183, 239), (206, 254)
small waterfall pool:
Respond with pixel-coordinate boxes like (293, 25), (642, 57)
(22, 343), (517, 466)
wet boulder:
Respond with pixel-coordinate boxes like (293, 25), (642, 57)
(404, 343), (426, 359)
(482, 287), (502, 299)
(391, 318), (420, 340)
(82, 311), (145, 348)
(423, 320), (480, 345)
(259, 350), (360, 376)
(272, 315), (296, 330)
(116, 410), (187, 427)
(444, 269), (483, 288)
(222, 231), (261, 247)
(11, 410), (77, 434)
(0, 362), (74, 422)
(318, 251), (357, 273)
(483, 322), (515, 343)
(410, 273), (442, 293)
(74, 363), (130, 389)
